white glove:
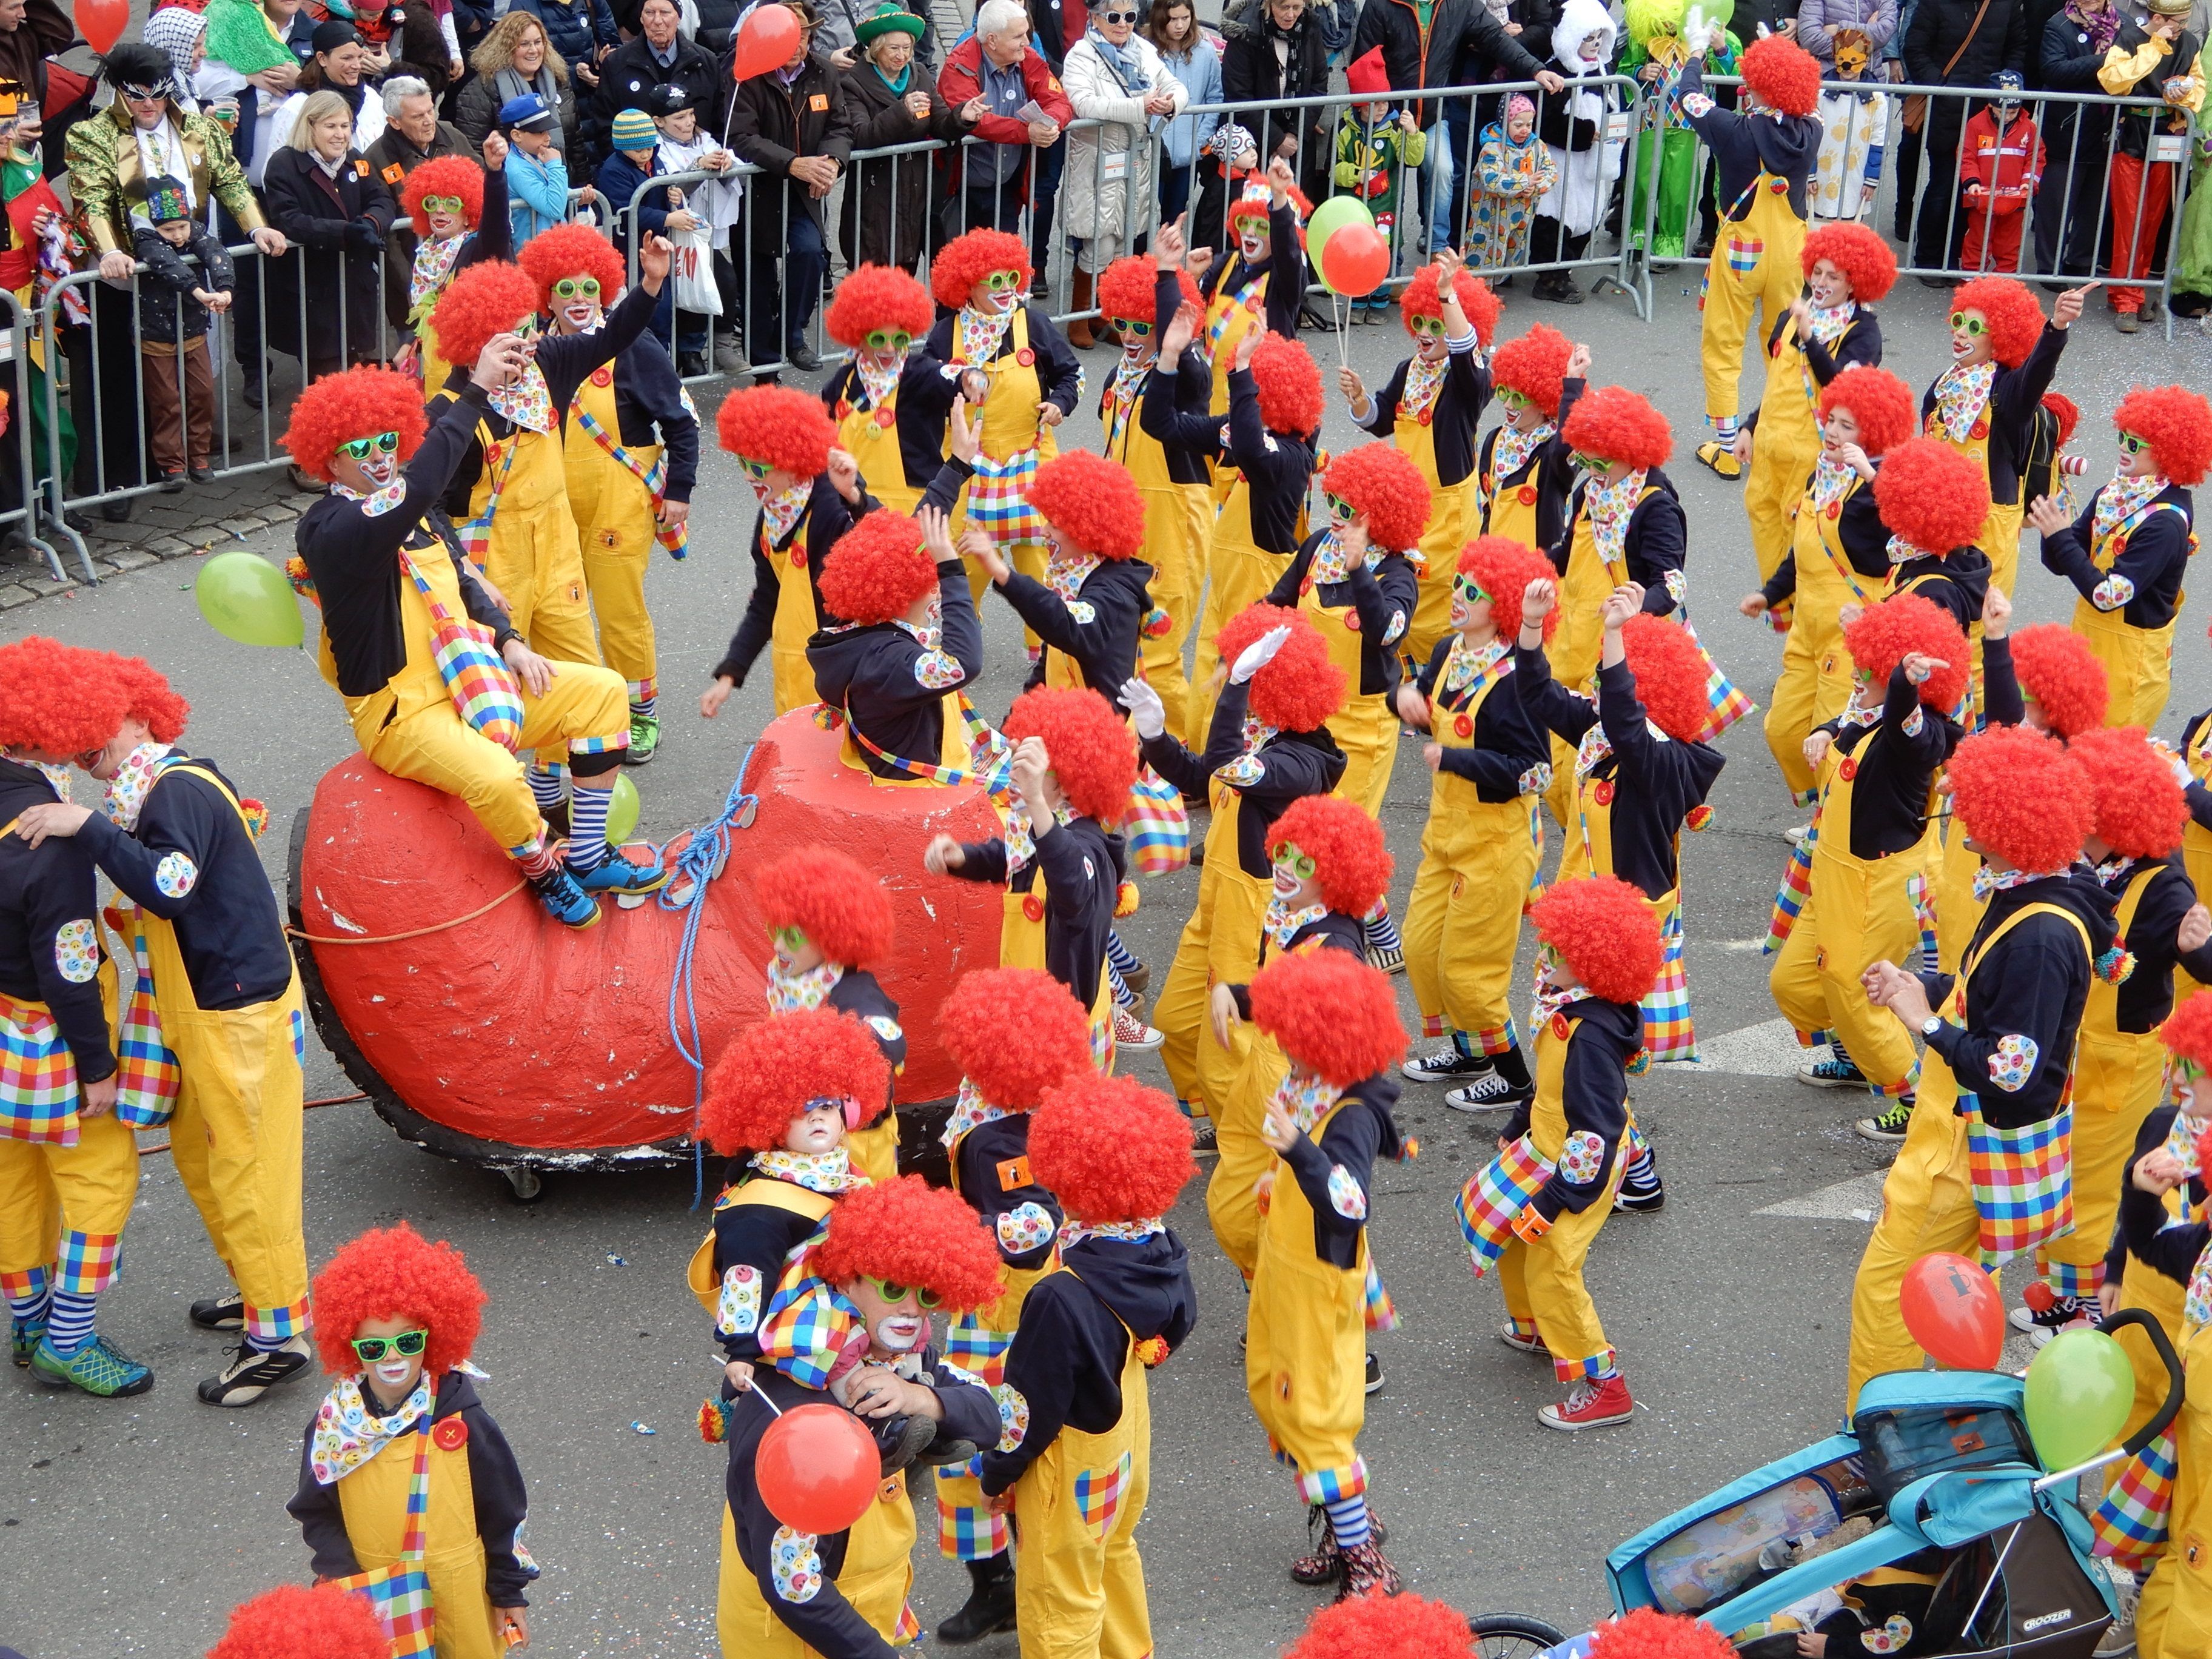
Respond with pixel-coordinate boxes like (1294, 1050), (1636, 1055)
(1683, 6), (1709, 56)
(1119, 677), (1167, 741)
(1228, 624), (1293, 686)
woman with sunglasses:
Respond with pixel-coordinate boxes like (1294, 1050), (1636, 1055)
(287, 1223), (535, 1657)
(819, 265), (981, 518)
(1473, 324), (1589, 558)
(2032, 384), (2212, 733)
(1061, 0), (1187, 350)
(518, 225), (697, 767)
(394, 148), (513, 401)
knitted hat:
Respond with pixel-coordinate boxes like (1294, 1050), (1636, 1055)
(400, 156), (485, 235)
(1399, 262), (1502, 348)
(1740, 33), (1821, 116)
(1030, 1074), (1195, 1224)
(1873, 437), (1992, 556)
(1282, 1591), (1475, 1659)
(1491, 323), (1574, 418)
(1840, 590), (1970, 711)
(1620, 614), (1715, 743)
(808, 1175), (1004, 1309)
(824, 263), (934, 349)
(932, 227), (1032, 310)
(1532, 874), (1664, 1005)
(1952, 276), (2045, 368)
(611, 107), (659, 150)
(1800, 221), (1897, 303)
(1001, 686), (1140, 825)
(700, 1008), (893, 1152)
(1249, 951), (1406, 1085)
(283, 365), (431, 483)
(2009, 623), (2110, 739)
(937, 967), (1094, 1110)
(429, 261), (540, 372)
(1249, 333), (1326, 435)
(310, 19), (363, 54)
(1456, 535), (1557, 642)
(207, 1584), (390, 1659)
(309, 1222), (487, 1381)
(1215, 603), (1347, 734)
(753, 848), (896, 967)
(1323, 442), (1433, 554)
(2115, 385), (2212, 486)
(1097, 253), (1199, 327)
(819, 509), (937, 625)
(102, 654), (191, 745)
(1563, 384), (1671, 471)
(1265, 794), (1394, 917)
(1818, 365), (1915, 458)
(1948, 724), (2096, 873)
(2162, 988), (2212, 1072)
(716, 383), (837, 477)
(518, 222), (625, 312)
(0, 637), (129, 756)
(1030, 450), (1146, 560)
(1586, 1607), (1738, 1659)
(2068, 726), (2187, 860)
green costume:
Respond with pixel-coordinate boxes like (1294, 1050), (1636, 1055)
(1623, 0), (1738, 261)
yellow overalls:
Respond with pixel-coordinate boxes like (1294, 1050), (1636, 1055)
(833, 370), (921, 515)
(1742, 314), (1846, 583)
(719, 1467), (919, 1657)
(2072, 500), (2188, 731)
(1699, 170), (1809, 425)
(1202, 263), (1267, 419)
(1544, 482), (1660, 826)
(464, 417), (602, 674)
(1301, 561), (1398, 817)
(1245, 1093), (1371, 1504)
(335, 1420), (506, 1659)
(563, 364), (666, 702)
(683, 1180), (839, 1317)
(1764, 474), (1876, 802)
(2137, 1321), (2212, 1659)
(1389, 369), (1470, 666)
(1845, 900), (2091, 1410)
(991, 823), (1116, 1068)
(1885, 562), (1986, 979)
(1104, 366), (1208, 743)
(2112, 1182), (2190, 1455)
(950, 308), (1057, 637)
(2185, 717), (2212, 997)
(1926, 394), (2025, 610)
(1496, 1013), (1634, 1379)
(1010, 1278), (1154, 1659)
(1186, 472), (1297, 747)
(1478, 433), (1550, 551)
(1768, 738), (1937, 1098)
(1151, 783), (1269, 1124)
(759, 508), (828, 717)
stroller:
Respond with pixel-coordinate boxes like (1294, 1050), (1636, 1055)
(1470, 1310), (2184, 1659)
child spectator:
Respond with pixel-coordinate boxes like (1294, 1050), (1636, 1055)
(1332, 47), (1424, 315)
(1809, 24), (1887, 223)
(500, 92), (574, 247)
(1469, 95), (1557, 278)
(1959, 72), (2044, 275)
(133, 176), (235, 491)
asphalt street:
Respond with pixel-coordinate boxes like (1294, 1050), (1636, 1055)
(2, 276), (2207, 1658)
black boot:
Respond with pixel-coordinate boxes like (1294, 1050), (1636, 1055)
(936, 1554), (1017, 1643)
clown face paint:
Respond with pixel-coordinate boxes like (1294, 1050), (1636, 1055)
(1271, 841), (1322, 905)
(1949, 307), (1994, 365)
(352, 1315), (428, 1407)
(845, 1276), (933, 1356)
(1808, 258), (1851, 309)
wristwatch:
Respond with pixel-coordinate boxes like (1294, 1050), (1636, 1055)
(1920, 1015), (1945, 1038)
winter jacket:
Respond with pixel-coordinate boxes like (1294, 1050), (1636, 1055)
(588, 32), (725, 163)
(936, 35), (1078, 204)
(1795, 0), (1900, 69)
(1221, 8), (1332, 161)
(259, 146), (398, 367)
(1062, 32), (1187, 244)
(132, 224), (236, 345)
(839, 61), (973, 270)
(728, 53), (856, 238)
(513, 0), (618, 71)
(1156, 35), (1225, 167)
(1351, 0), (1549, 127)
(1903, 0), (2031, 88)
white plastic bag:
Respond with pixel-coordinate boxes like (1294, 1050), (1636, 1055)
(669, 220), (723, 317)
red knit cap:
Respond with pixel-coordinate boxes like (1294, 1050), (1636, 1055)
(819, 509), (936, 625)
(1216, 602), (1347, 733)
(517, 221), (624, 312)
(1002, 686), (1140, 825)
(1948, 724), (2096, 871)
(1030, 1073), (1195, 1223)
(1249, 950), (1406, 1085)
(429, 260), (539, 369)
(1030, 449), (1145, 560)
(1399, 263), (1502, 347)
(399, 155), (484, 233)
(932, 227), (1031, 310)
(808, 1175), (1004, 1310)
(309, 1222), (486, 1381)
(1098, 253), (1199, 326)
(754, 848), (896, 967)
(1952, 276), (2045, 368)
(282, 365), (429, 483)
(1740, 33), (1822, 116)
(1490, 323), (1573, 418)
(1250, 333), (1326, 435)
(102, 653), (191, 745)
(2162, 988), (2212, 1071)
(2068, 726), (2187, 859)
(0, 636), (130, 756)
(1531, 874), (1663, 1005)
(1282, 1592), (1475, 1659)
(700, 1008), (893, 1153)
(207, 1584), (390, 1659)
(1563, 384), (1672, 471)
(1620, 614), (1714, 743)
(2043, 391), (2082, 447)
(2116, 385), (2212, 486)
(1841, 591), (1971, 711)
(1819, 365), (1915, 458)
(1586, 1607), (1737, 1659)
(716, 383), (836, 477)
(1266, 794), (1394, 917)
(1800, 221), (1897, 302)
(1873, 437), (1992, 555)
(937, 966), (1094, 1110)
(1324, 442), (1432, 553)
(1457, 535), (1558, 642)
(2010, 623), (2110, 739)
(825, 263), (934, 348)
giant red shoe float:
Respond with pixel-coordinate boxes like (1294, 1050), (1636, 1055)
(286, 708), (1005, 1195)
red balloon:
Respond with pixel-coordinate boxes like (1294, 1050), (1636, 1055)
(732, 4), (802, 79)
(756, 1404), (881, 1535)
(80, 0), (130, 55)
(1899, 1250), (2005, 1371)
(1319, 223), (1392, 300)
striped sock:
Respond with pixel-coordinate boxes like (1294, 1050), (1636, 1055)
(565, 783), (614, 873)
(632, 693), (659, 720)
(45, 1289), (98, 1356)
(1622, 1144), (1660, 1194)
(1106, 930), (1141, 977)
(1322, 1494), (1370, 1549)
(5, 1275), (50, 1327)
(1362, 909), (1401, 955)
(514, 840), (560, 877)
(1714, 415), (1739, 444)
(1107, 960), (1136, 1008)
(528, 766), (566, 815)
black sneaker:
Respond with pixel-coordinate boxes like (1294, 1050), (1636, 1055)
(189, 1292), (245, 1330)
(1187, 1116), (1218, 1156)
(1364, 1351), (1383, 1395)
(1444, 1071), (1533, 1113)
(1401, 1042), (1492, 1084)
(196, 1335), (312, 1406)
(1614, 1176), (1666, 1213)
(1855, 1098), (1915, 1142)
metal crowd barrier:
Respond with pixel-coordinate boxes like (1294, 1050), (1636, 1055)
(0, 288), (68, 581)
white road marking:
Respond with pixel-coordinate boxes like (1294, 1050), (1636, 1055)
(1755, 1170), (1889, 1222)
(1675, 1017), (1809, 1078)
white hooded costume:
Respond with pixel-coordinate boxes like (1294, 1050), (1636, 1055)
(1537, 0), (1626, 237)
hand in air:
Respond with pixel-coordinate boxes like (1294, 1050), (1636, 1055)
(2025, 494), (2070, 537)
(923, 833), (967, 874)
(1982, 585), (2012, 639)
(1118, 677), (1168, 740)
(1228, 623), (1292, 684)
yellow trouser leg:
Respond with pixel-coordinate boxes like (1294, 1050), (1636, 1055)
(578, 500), (659, 692)
(2037, 1031), (2165, 1296)
(1846, 1098), (1982, 1411)
(0, 1114), (139, 1281)
(1744, 434), (1814, 583)
(2114, 1256), (2187, 1450)
(1439, 826), (1537, 1045)
(1932, 823), (1986, 979)
(1198, 872), (1267, 1126)
(0, 1134), (61, 1281)
(1763, 616), (1829, 802)
(1810, 862), (1925, 1095)
(1510, 1192), (1619, 1381)
(1207, 1029), (1283, 1279)
(1138, 484), (1207, 745)
(1153, 872), (1220, 1113)
(1011, 1433), (1153, 1659)
(846, 1119), (898, 1185)
(1402, 851), (1455, 1032)
(1330, 694), (1399, 820)
(1768, 890), (1829, 1042)
(1700, 250), (1761, 423)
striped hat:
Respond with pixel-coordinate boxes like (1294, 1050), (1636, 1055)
(611, 107), (658, 151)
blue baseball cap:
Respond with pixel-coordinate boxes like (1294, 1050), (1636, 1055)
(498, 92), (555, 133)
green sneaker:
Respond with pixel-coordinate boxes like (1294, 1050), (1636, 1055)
(31, 1333), (153, 1396)
(623, 710), (660, 766)
(11, 1316), (45, 1367)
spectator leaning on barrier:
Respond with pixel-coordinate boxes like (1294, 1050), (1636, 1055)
(937, 1), (1073, 239)
(649, 82), (744, 373)
(458, 10), (581, 156)
(839, 2), (980, 274)
(598, 104), (708, 369)
(275, 21), (391, 155)
(2099, 0), (2203, 331)
(592, 0), (723, 166)
(1441, 0), (1555, 243)
(260, 87), (398, 382)
(2033, 0), (2121, 276)
(366, 75), (474, 329)
(502, 91), (582, 246)
(1902, 0), (2032, 270)
(1063, 0), (1187, 345)
(133, 175), (237, 491)
(1150, 0), (1226, 244)
(1222, 0), (1333, 209)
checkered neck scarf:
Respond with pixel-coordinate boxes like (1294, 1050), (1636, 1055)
(1441, 635), (1508, 698)
(1885, 534), (1925, 565)
(1574, 711), (1667, 779)
(101, 743), (173, 831)
(940, 1076), (1014, 1147)
(1003, 799), (1077, 874)
(752, 1145), (867, 1193)
(309, 1375), (434, 1485)
(954, 304), (1014, 366)
(1930, 361), (1998, 443)
(1585, 469), (1647, 574)
(1491, 421), (1553, 483)
(333, 475), (408, 518)
(1270, 1067), (1340, 1135)
(766, 958), (844, 1014)
(756, 480), (811, 545)
(1529, 974), (1579, 1036)
(1264, 898), (1328, 951)
(1309, 529), (1390, 586)
(1971, 863), (2043, 903)
(2094, 471), (2168, 545)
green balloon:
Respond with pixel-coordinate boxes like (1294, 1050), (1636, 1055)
(195, 551), (303, 648)
(2023, 1327), (2136, 1471)
(1304, 195), (1377, 294)
(605, 773), (641, 846)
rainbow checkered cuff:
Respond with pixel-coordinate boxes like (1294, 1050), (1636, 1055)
(1293, 1457), (1368, 1506)
(246, 1298), (312, 1344)
(55, 1230), (122, 1296)
(2, 1264), (50, 1302)
(1421, 1013), (1447, 1039)
(1473, 1022), (1518, 1057)
(1553, 1345), (1618, 1385)
(632, 676), (658, 703)
(1871, 1061), (1920, 1101)
(568, 733), (630, 756)
(937, 1501), (1008, 1561)
(2042, 1259), (2103, 1299)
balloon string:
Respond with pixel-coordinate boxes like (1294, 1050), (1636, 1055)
(1335, 292), (1349, 369)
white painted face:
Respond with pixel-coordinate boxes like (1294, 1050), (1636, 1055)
(1807, 258), (1849, 309)
(1270, 842), (1322, 904)
(1236, 214), (1270, 261)
(1951, 307), (1994, 365)
(353, 1313), (427, 1405)
(843, 1276), (928, 1355)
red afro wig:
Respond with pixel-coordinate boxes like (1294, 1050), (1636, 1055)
(1098, 253), (1199, 326)
(701, 1008), (893, 1153)
(1249, 950), (1407, 1085)
(932, 227), (1031, 310)
(1532, 874), (1664, 1005)
(1216, 602), (1347, 733)
(808, 1175), (1004, 1311)
(428, 260), (540, 372)
(753, 848), (896, 967)
(1325, 442), (1433, 552)
(1740, 33), (1822, 116)
(1800, 221), (1897, 303)
(1819, 365), (1915, 458)
(2116, 385), (2212, 486)
(1282, 1592), (1475, 1659)
(1030, 449), (1146, 560)
(1873, 437), (1992, 555)
(309, 1222), (486, 1381)
(281, 365), (430, 483)
(1250, 333), (1326, 435)
(0, 637), (129, 756)
(1948, 723), (2096, 873)
(1490, 323), (1574, 418)
(1003, 686), (1141, 825)
(1586, 1607), (1738, 1659)
(207, 1584), (390, 1659)
(824, 262), (934, 349)
(2066, 726), (2186, 859)
(819, 509), (936, 625)
(1400, 262), (1502, 347)
(517, 221), (625, 313)
(1952, 276), (2046, 368)
(1841, 591), (1971, 711)
(398, 155), (485, 233)
(1030, 1073), (1195, 1223)
(716, 383), (837, 478)
(1457, 535), (1557, 642)
(1267, 794), (1394, 917)
(2043, 391), (2082, 447)
(1620, 614), (1717, 743)
(2010, 623), (2110, 739)
(937, 967), (1094, 1109)
(104, 654), (191, 745)
(2161, 988), (2212, 1071)
(1562, 384), (1672, 471)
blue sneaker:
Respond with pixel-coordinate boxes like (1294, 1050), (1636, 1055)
(572, 855), (671, 896)
(529, 863), (601, 928)
(32, 1333), (153, 1397)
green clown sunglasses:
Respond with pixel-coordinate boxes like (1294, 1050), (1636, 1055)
(337, 431), (401, 460)
(351, 1329), (429, 1362)
(552, 276), (602, 300)
(864, 1277), (944, 1309)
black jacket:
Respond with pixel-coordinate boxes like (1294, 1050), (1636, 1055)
(1352, 333), (1492, 487)
(1888, 542), (1992, 632)
(837, 64), (972, 270)
(2041, 483), (2193, 631)
(0, 759), (113, 1084)
(953, 1111), (1062, 1271)
(260, 147), (398, 367)
(716, 473), (876, 689)
(1905, 0), (2033, 86)
(1000, 559), (1156, 700)
(1821, 666), (1963, 861)
(1680, 56), (1822, 217)
(132, 224), (235, 346)
(1413, 637), (1549, 796)
(728, 52), (856, 238)
(1221, 9), (1333, 161)
(1553, 470), (1687, 610)
(1279, 1073), (1403, 1267)
(1264, 533), (1419, 697)
(2037, 9), (2120, 147)
(948, 815), (1127, 1010)
(1196, 198), (1307, 340)
(586, 329), (702, 503)
(709, 1170), (835, 1363)
(1141, 679), (1347, 877)
(822, 352), (970, 498)
(1526, 995), (1640, 1222)
(1141, 361), (1317, 554)
(2119, 1103), (2210, 1287)
(2100, 856), (2212, 1034)
(589, 32), (726, 164)
(1352, 0), (1547, 126)
(1478, 377), (1584, 549)
(1456, 0), (1555, 82)
(1919, 322), (2068, 509)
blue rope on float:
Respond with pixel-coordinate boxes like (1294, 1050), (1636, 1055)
(662, 741), (760, 1208)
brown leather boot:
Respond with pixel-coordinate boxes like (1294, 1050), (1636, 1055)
(1067, 269), (1096, 349)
